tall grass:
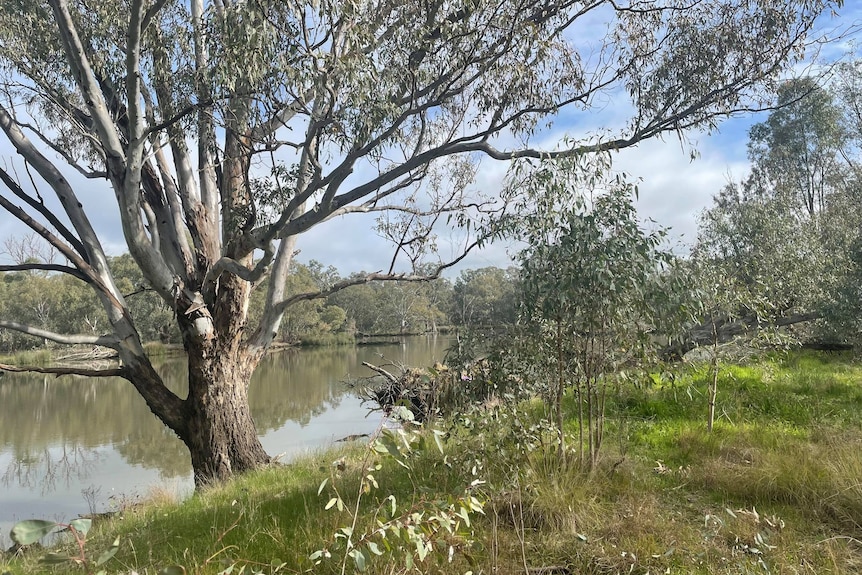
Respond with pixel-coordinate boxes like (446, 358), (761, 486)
(0, 348), (52, 366)
(298, 332), (355, 346)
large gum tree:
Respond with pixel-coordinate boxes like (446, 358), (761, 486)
(0, 0), (840, 485)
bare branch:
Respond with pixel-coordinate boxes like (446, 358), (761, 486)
(205, 242), (275, 286)
(141, 0), (171, 32)
(0, 112), (91, 259)
(0, 363), (124, 378)
(0, 187), (94, 281)
(0, 321), (120, 349)
(361, 361), (399, 385)
(48, 0), (125, 161)
(15, 120), (106, 179)
(249, 88), (314, 142)
(0, 263), (89, 281)
(272, 237), (482, 316)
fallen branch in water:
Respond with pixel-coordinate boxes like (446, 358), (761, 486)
(0, 363), (124, 378)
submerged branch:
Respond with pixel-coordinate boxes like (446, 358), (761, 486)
(0, 363), (123, 378)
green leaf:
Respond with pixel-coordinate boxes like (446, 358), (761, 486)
(349, 548), (367, 571)
(40, 553), (73, 564)
(159, 566), (187, 575)
(325, 497), (339, 510)
(416, 539), (429, 561)
(10, 519), (57, 545)
(69, 517), (92, 535)
(317, 477), (329, 495)
(95, 537), (120, 566)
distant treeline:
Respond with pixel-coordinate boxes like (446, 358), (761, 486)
(0, 255), (518, 352)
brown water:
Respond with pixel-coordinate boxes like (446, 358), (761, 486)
(0, 336), (450, 542)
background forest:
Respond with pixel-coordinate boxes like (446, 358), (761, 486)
(5, 66), (862, 358)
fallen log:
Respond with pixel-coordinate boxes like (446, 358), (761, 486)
(661, 311), (820, 361)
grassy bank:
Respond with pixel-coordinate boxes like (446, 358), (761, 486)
(3, 350), (862, 574)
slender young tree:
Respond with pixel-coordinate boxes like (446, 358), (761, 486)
(0, 0), (841, 484)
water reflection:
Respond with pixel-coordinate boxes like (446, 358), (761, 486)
(2, 443), (102, 494)
(0, 337), (450, 528)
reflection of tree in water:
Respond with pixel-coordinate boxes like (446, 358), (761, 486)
(250, 348), (359, 431)
(114, 427), (191, 478)
(0, 339), (451, 482)
(2, 443), (102, 494)
(249, 338), (452, 431)
(0, 374), (164, 448)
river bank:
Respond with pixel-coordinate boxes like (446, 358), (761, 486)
(3, 350), (862, 574)
(0, 337), (453, 542)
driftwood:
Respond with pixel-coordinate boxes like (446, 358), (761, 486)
(0, 362), (124, 378)
(661, 311), (820, 361)
(359, 361), (433, 421)
(336, 433), (370, 442)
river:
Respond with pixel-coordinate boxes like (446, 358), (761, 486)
(0, 336), (451, 544)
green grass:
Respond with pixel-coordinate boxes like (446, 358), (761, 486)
(4, 350), (862, 574)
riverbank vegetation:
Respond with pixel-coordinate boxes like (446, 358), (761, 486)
(3, 349), (861, 574)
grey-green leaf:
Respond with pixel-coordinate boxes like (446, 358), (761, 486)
(69, 517), (92, 535)
(10, 519), (57, 545)
(39, 552), (72, 564)
(95, 537), (120, 566)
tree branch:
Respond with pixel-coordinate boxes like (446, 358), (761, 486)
(48, 0), (126, 161)
(0, 263), (89, 281)
(271, 237), (482, 316)
(204, 241), (275, 286)
(0, 188), (95, 282)
(0, 321), (120, 349)
(0, 110), (91, 259)
(361, 361), (399, 385)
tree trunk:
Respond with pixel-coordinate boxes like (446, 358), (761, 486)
(707, 322), (718, 433)
(181, 343), (271, 486)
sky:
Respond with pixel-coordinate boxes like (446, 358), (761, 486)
(0, 2), (860, 278)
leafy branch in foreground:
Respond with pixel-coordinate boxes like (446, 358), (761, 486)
(8, 518), (119, 575)
(311, 408), (484, 573)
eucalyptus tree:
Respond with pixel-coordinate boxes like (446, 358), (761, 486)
(0, 0), (840, 484)
(677, 78), (854, 357)
(746, 77), (847, 218)
(451, 267), (518, 327)
(514, 156), (673, 469)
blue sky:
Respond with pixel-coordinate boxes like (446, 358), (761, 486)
(0, 2), (860, 277)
